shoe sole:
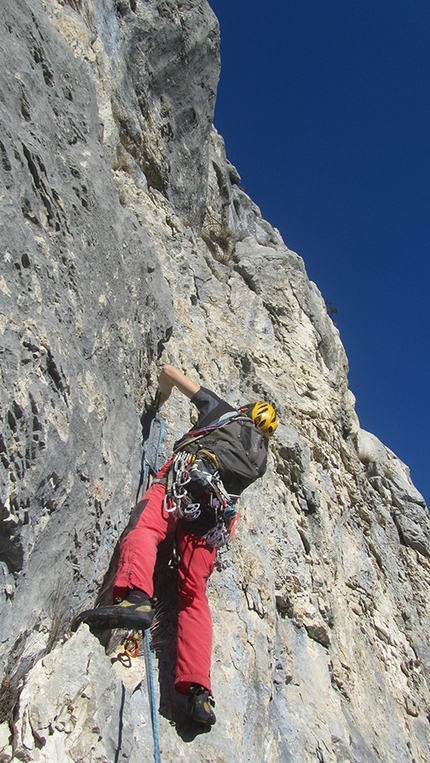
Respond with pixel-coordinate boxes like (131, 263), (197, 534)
(191, 713), (216, 726)
(71, 605), (154, 632)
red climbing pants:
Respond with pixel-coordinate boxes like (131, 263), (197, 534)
(113, 461), (217, 695)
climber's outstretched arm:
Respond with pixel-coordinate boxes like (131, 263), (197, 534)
(157, 365), (200, 408)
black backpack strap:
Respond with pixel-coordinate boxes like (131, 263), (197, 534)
(173, 412), (248, 454)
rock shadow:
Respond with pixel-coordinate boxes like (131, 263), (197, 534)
(151, 533), (214, 741)
(150, 532), (178, 715)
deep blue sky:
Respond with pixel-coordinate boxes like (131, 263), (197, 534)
(208, 0), (430, 505)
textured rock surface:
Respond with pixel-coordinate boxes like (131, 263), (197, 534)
(0, 0), (173, 713)
(0, 1), (429, 762)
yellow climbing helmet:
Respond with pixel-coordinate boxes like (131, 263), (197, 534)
(251, 401), (279, 437)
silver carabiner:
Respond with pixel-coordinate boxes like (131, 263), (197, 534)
(181, 502), (201, 520)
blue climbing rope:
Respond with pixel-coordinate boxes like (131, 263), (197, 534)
(140, 411), (163, 763)
(140, 414), (164, 496)
(144, 629), (160, 763)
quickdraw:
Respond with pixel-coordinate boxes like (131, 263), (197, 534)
(124, 631), (139, 659)
(110, 631), (140, 668)
(164, 452), (202, 521)
(202, 510), (240, 548)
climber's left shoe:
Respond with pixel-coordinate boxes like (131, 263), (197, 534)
(188, 684), (216, 726)
(71, 589), (154, 632)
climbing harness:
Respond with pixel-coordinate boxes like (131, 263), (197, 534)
(164, 450), (239, 548)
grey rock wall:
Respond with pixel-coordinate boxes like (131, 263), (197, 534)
(0, 0), (172, 712)
(49, 0), (220, 226)
(0, 1), (429, 762)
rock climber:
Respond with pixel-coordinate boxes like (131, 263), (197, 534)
(73, 365), (278, 726)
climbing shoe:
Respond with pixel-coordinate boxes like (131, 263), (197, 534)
(71, 591), (154, 632)
(188, 685), (216, 726)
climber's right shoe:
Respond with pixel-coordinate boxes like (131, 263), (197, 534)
(188, 684), (216, 726)
(71, 594), (154, 632)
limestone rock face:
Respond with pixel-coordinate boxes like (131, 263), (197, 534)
(46, 0), (220, 226)
(0, 0), (172, 709)
(0, 2), (429, 762)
